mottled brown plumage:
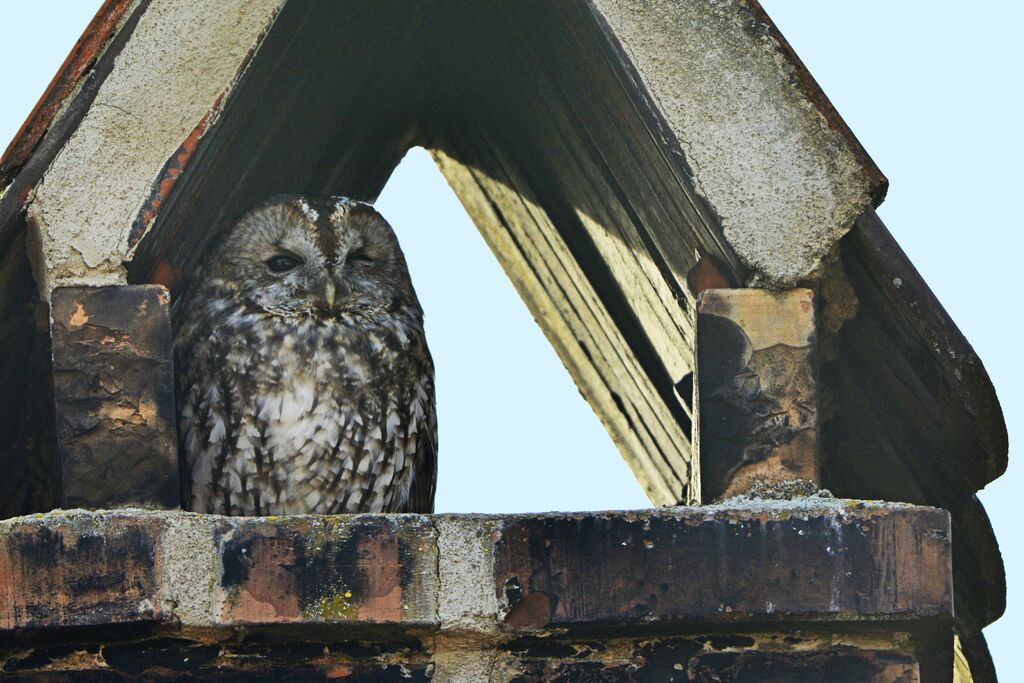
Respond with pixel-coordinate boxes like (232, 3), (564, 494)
(175, 196), (436, 515)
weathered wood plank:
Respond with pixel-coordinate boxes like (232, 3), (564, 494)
(822, 211), (1007, 636)
(127, 1), (423, 290)
(695, 288), (819, 501)
(421, 1), (763, 505)
(432, 145), (689, 505)
(50, 285), (179, 509)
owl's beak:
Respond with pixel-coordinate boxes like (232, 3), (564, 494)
(324, 280), (336, 310)
(318, 277), (350, 316)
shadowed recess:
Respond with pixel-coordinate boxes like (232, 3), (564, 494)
(128, 0), (744, 506)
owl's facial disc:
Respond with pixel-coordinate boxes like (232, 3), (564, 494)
(213, 196), (419, 323)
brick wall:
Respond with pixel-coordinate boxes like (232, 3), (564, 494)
(0, 500), (951, 681)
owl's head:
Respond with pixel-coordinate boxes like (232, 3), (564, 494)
(203, 195), (420, 320)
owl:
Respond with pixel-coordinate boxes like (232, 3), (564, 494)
(174, 195), (436, 515)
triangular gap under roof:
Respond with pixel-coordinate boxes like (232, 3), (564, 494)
(128, 0), (740, 505)
(377, 147), (648, 512)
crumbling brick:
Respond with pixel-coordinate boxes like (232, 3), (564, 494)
(50, 286), (179, 510)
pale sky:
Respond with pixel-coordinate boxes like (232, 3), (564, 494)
(2, 2), (1019, 675)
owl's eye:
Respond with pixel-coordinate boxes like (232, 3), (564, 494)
(265, 253), (304, 273)
(347, 249), (374, 264)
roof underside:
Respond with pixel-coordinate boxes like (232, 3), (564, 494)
(0, 0), (1007, 677)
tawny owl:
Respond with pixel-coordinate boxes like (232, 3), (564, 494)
(174, 195), (436, 515)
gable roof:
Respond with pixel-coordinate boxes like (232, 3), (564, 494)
(0, 1), (1006, 676)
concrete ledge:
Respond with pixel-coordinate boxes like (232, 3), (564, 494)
(0, 500), (950, 637)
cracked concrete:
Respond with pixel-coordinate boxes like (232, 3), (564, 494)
(23, 0), (879, 299)
(26, 0), (284, 298)
(159, 511), (220, 629)
(590, 0), (876, 286)
(432, 515), (503, 683)
(435, 515), (501, 634)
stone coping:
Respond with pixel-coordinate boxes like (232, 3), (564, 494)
(0, 500), (951, 636)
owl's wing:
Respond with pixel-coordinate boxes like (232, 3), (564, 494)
(405, 375), (437, 514)
(174, 293), (234, 514)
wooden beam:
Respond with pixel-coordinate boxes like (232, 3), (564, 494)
(695, 288), (819, 501)
(431, 146), (691, 505)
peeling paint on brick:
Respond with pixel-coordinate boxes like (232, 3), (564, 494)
(50, 285), (178, 510)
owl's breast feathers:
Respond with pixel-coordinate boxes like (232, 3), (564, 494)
(176, 282), (436, 516)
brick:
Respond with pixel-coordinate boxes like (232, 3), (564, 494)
(213, 515), (437, 626)
(686, 650), (918, 682)
(492, 502), (951, 629)
(0, 507), (953, 679)
(506, 652), (917, 683)
(0, 511), (439, 634)
(3, 631), (928, 681)
(0, 512), (164, 631)
(7, 656), (432, 683)
(501, 636), (922, 682)
(695, 288), (819, 501)
(50, 285), (179, 509)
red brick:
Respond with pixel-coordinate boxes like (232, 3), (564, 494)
(214, 515), (436, 626)
(0, 513), (164, 631)
(50, 286), (179, 510)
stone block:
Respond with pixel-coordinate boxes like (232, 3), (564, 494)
(695, 288), (819, 501)
(50, 285), (179, 509)
(212, 515), (437, 627)
(0, 512), (164, 631)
